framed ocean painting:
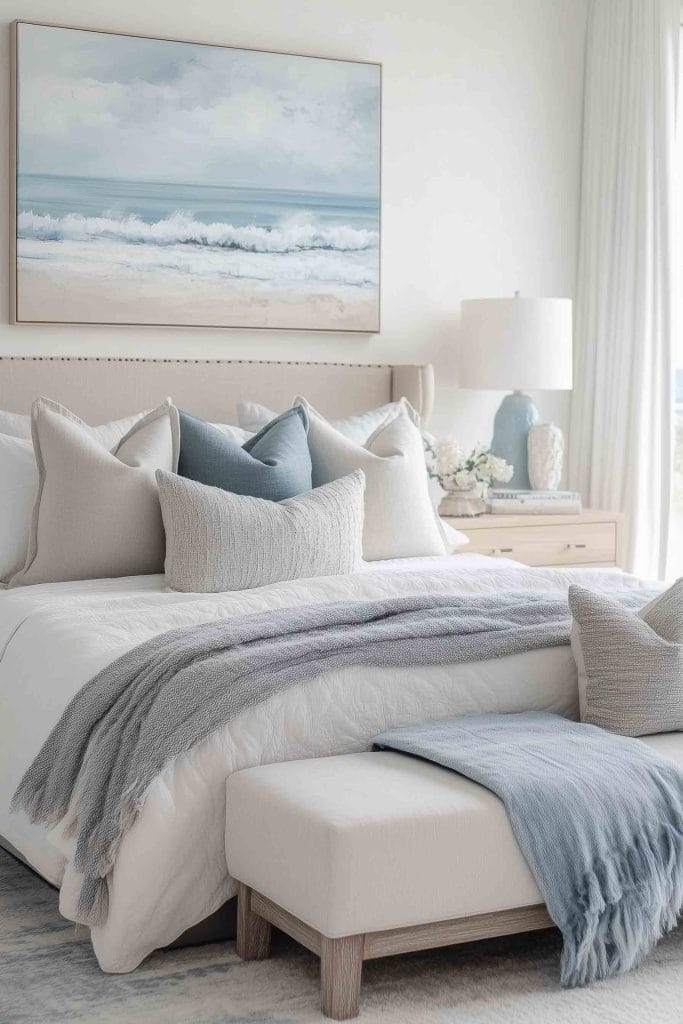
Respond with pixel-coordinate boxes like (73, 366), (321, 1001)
(10, 22), (381, 332)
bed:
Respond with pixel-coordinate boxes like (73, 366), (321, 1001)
(0, 356), (643, 973)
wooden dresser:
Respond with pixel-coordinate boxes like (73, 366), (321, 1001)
(443, 509), (624, 569)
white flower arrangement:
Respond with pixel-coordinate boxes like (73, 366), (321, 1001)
(424, 437), (513, 497)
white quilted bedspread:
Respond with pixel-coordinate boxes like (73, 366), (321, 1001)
(0, 555), (642, 971)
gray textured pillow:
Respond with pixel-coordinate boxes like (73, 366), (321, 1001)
(10, 399), (179, 587)
(157, 469), (365, 593)
(569, 581), (683, 736)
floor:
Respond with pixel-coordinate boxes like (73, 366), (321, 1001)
(2, 847), (683, 1024)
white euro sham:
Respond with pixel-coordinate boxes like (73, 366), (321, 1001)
(238, 396), (419, 443)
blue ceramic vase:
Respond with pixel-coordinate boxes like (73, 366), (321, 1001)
(490, 391), (539, 490)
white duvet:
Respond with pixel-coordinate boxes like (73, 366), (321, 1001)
(0, 555), (643, 972)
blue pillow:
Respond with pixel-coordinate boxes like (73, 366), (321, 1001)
(178, 406), (312, 501)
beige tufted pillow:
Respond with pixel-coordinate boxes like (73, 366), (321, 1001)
(10, 398), (179, 586)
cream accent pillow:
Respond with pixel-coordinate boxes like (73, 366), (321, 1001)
(9, 399), (180, 587)
(570, 581), (683, 735)
(157, 468), (365, 593)
(300, 400), (446, 561)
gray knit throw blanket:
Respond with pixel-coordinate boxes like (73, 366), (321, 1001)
(11, 589), (651, 927)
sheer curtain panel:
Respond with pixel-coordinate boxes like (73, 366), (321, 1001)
(568, 0), (680, 577)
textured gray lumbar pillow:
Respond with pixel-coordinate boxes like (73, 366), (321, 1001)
(569, 580), (683, 736)
(157, 468), (365, 592)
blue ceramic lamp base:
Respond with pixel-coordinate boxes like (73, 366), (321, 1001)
(490, 391), (539, 490)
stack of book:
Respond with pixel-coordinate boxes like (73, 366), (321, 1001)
(489, 489), (582, 514)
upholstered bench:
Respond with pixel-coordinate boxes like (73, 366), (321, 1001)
(226, 752), (553, 1019)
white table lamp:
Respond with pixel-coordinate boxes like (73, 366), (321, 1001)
(457, 295), (573, 489)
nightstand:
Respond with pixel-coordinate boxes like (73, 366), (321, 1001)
(443, 509), (625, 569)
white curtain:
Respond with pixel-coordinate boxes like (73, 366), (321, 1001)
(568, 0), (680, 578)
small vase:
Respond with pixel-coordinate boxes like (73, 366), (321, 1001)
(439, 487), (487, 517)
(527, 423), (564, 490)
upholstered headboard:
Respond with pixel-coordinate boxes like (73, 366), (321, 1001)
(0, 358), (434, 426)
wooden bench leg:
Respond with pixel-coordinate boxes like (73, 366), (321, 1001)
(320, 934), (364, 1020)
(236, 882), (272, 960)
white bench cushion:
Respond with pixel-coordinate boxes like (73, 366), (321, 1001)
(226, 751), (538, 938)
(226, 735), (683, 939)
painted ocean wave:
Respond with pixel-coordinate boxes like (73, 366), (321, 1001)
(17, 236), (379, 289)
(17, 210), (378, 254)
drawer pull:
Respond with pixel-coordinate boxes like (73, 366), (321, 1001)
(492, 547), (514, 554)
(567, 543), (587, 550)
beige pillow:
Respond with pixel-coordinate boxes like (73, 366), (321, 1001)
(158, 468), (365, 592)
(299, 400), (446, 561)
(569, 580), (683, 735)
(9, 398), (179, 587)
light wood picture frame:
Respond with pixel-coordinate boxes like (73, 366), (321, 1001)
(10, 21), (381, 333)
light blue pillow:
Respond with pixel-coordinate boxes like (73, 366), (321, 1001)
(178, 406), (312, 502)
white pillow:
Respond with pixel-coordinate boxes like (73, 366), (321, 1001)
(0, 434), (38, 582)
(0, 409), (34, 440)
(301, 400), (446, 561)
(0, 407), (147, 447)
(209, 422), (253, 443)
(238, 397), (419, 444)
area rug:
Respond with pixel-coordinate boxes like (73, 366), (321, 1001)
(2, 847), (682, 1024)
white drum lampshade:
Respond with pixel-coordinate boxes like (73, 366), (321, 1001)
(458, 296), (573, 489)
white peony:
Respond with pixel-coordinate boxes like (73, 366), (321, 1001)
(486, 455), (514, 483)
(433, 439), (464, 477)
(424, 435), (513, 491)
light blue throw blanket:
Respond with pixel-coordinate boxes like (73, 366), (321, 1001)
(373, 713), (683, 987)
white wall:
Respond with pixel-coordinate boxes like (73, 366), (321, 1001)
(0, 0), (587, 447)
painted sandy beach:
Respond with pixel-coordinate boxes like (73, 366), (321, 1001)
(14, 24), (380, 331)
(17, 242), (378, 331)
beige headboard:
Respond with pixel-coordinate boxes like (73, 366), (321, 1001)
(0, 357), (434, 427)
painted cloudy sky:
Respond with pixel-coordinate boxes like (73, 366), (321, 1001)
(17, 23), (380, 195)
